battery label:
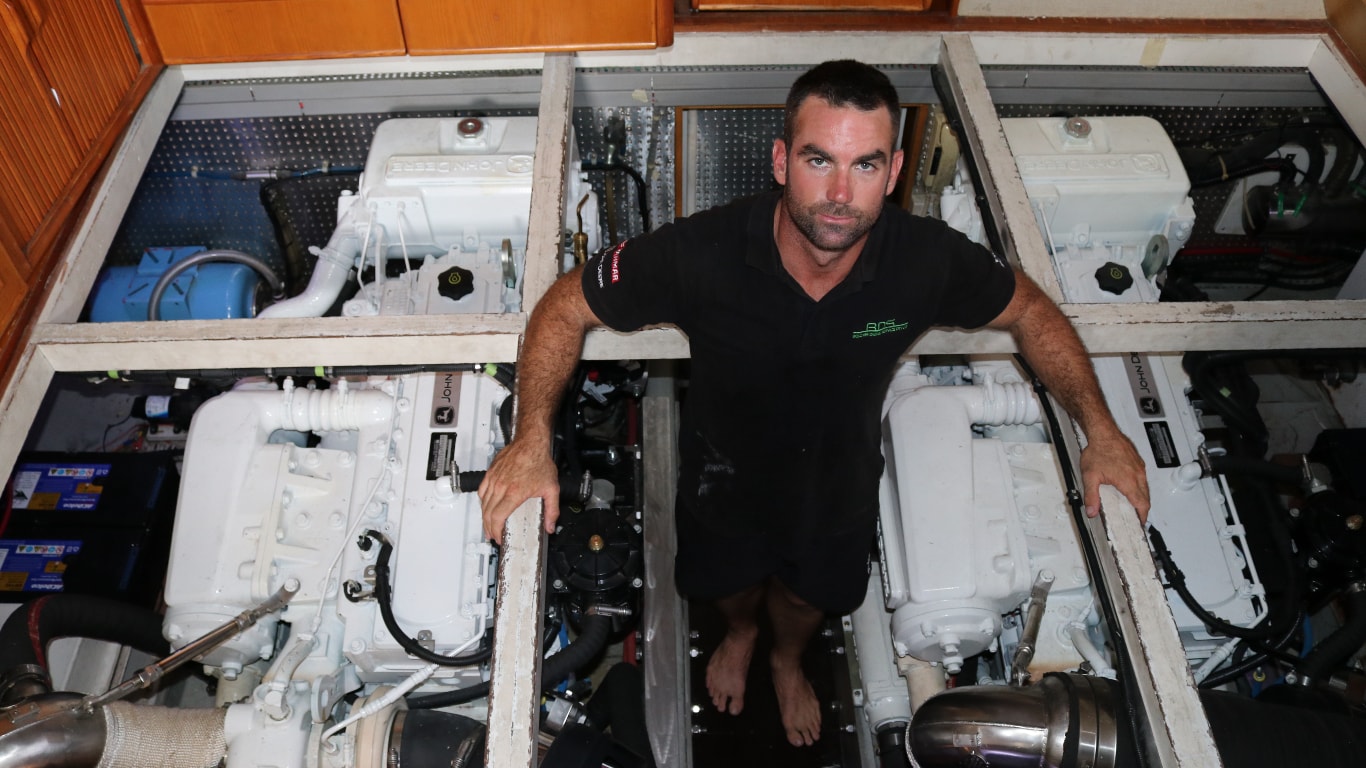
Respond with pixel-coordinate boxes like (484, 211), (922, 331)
(0, 539), (82, 592)
(426, 432), (458, 481)
(1144, 421), (1181, 468)
(1122, 353), (1165, 419)
(9, 463), (111, 511)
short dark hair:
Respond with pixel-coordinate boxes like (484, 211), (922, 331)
(783, 60), (901, 146)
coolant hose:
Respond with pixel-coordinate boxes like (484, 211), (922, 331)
(1205, 455), (1303, 486)
(875, 724), (910, 768)
(391, 708), (486, 768)
(407, 613), (614, 709)
(147, 249), (285, 320)
(1297, 583), (1366, 684)
(0, 595), (168, 704)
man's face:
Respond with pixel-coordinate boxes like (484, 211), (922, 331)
(772, 97), (904, 256)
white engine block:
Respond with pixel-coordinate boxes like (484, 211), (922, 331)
(163, 371), (506, 698)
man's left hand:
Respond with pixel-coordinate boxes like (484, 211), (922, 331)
(1079, 432), (1151, 524)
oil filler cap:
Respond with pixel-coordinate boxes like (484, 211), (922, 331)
(1095, 262), (1134, 295)
(437, 266), (475, 301)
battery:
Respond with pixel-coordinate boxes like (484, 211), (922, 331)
(3, 451), (180, 607)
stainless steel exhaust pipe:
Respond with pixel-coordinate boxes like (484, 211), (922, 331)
(908, 673), (1123, 768)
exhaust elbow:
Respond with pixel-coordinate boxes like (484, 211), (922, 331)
(908, 673), (1124, 768)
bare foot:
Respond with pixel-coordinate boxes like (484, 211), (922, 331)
(771, 653), (821, 746)
(706, 625), (758, 715)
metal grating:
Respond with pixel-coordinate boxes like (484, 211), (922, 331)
(104, 107), (686, 287)
(572, 106), (676, 243)
(684, 108), (783, 216)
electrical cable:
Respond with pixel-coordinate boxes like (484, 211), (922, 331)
(1199, 611), (1303, 690)
(1150, 527), (1280, 641)
(362, 530), (493, 667)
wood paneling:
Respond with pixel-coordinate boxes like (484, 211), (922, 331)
(400, 0), (663, 55)
(0, 1), (156, 395)
(1328, 0), (1366, 77)
(694, 0), (930, 10)
(141, 0), (405, 63)
(0, 4), (82, 267)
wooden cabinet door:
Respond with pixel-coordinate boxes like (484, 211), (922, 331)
(0, 0), (85, 277)
(400, 0), (672, 54)
(141, 0), (406, 63)
(692, 0), (930, 9)
(0, 1), (155, 388)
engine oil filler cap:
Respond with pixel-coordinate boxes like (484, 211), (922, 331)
(437, 266), (475, 301)
(1095, 261), (1134, 295)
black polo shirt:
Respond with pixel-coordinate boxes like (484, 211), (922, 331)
(582, 191), (1015, 549)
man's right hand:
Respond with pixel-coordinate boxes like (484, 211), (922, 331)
(477, 438), (561, 544)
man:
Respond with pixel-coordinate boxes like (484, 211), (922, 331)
(478, 60), (1150, 748)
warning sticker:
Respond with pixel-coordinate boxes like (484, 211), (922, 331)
(0, 539), (82, 592)
(9, 463), (111, 511)
(426, 432), (458, 481)
(1143, 421), (1181, 468)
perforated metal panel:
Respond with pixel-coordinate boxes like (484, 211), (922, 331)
(108, 107), (682, 285)
(682, 108), (783, 217)
(572, 106), (675, 243)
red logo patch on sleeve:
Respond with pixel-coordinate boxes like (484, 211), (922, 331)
(609, 241), (626, 284)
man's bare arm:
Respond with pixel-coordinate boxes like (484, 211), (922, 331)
(988, 270), (1152, 523)
(479, 265), (603, 542)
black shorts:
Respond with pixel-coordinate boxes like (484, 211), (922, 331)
(673, 498), (876, 615)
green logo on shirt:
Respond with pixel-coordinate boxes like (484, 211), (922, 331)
(852, 319), (909, 339)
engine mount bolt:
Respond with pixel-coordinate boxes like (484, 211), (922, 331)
(689, 647), (701, 658)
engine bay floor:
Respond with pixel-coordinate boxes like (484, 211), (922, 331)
(686, 598), (861, 767)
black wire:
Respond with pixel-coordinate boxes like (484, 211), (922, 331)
(582, 162), (652, 233)
(362, 530), (492, 667)
(1150, 527), (1281, 641)
(1199, 611), (1304, 689)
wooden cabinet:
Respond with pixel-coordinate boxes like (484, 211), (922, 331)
(140, 0), (405, 63)
(139, 0), (672, 63)
(0, 0), (154, 386)
(400, 0), (672, 54)
(692, 0), (930, 9)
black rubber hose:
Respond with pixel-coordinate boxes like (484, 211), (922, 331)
(407, 613), (613, 709)
(581, 163), (651, 233)
(458, 471), (486, 493)
(1205, 455), (1304, 486)
(875, 723), (911, 768)
(584, 662), (654, 766)
(1298, 584), (1366, 683)
(1198, 613), (1302, 690)
(0, 594), (168, 702)
(392, 708), (486, 767)
(365, 531), (492, 667)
